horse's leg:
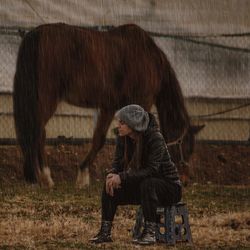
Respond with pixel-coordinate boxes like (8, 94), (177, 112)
(76, 109), (115, 189)
(19, 121), (53, 188)
(34, 94), (58, 188)
(36, 128), (54, 188)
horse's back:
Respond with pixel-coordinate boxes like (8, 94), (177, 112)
(20, 23), (164, 108)
(34, 22), (146, 36)
(30, 23), (156, 51)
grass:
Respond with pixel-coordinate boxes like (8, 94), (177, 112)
(0, 181), (249, 249)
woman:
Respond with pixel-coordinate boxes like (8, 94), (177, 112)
(90, 104), (182, 245)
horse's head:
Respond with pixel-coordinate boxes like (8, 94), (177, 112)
(167, 124), (205, 185)
(182, 124), (205, 161)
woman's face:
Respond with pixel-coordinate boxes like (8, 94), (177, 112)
(117, 119), (133, 137)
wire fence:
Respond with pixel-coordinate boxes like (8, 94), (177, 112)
(0, 25), (250, 143)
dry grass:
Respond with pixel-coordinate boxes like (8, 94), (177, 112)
(0, 182), (249, 249)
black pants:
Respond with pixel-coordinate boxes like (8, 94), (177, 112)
(101, 177), (182, 223)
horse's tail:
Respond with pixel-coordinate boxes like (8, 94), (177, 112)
(13, 30), (40, 183)
(156, 56), (190, 142)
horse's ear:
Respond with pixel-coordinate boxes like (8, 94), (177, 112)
(190, 124), (205, 135)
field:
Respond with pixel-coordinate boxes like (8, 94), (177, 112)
(0, 182), (249, 249)
(0, 144), (250, 249)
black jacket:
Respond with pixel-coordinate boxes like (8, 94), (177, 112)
(111, 113), (181, 186)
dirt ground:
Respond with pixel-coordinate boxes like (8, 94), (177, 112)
(0, 143), (250, 249)
(0, 142), (249, 185)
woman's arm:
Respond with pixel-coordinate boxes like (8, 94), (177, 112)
(110, 136), (124, 174)
(119, 132), (165, 183)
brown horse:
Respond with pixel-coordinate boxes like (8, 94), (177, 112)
(13, 23), (203, 188)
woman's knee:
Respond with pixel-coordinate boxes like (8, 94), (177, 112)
(140, 178), (159, 199)
(140, 178), (157, 190)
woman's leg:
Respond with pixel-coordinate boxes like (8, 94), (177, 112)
(101, 180), (141, 221)
(136, 178), (181, 245)
(140, 178), (181, 222)
(91, 178), (141, 243)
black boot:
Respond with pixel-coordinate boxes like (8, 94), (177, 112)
(136, 221), (156, 245)
(90, 221), (113, 244)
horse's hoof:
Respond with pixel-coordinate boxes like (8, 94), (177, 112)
(27, 183), (40, 190)
(76, 168), (90, 189)
(39, 167), (55, 189)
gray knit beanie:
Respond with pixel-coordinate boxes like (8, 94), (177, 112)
(115, 104), (149, 132)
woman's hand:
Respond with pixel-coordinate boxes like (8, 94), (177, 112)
(106, 174), (114, 196)
(105, 174), (121, 196)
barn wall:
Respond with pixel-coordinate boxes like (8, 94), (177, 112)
(187, 98), (250, 141)
(1, 94), (249, 142)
